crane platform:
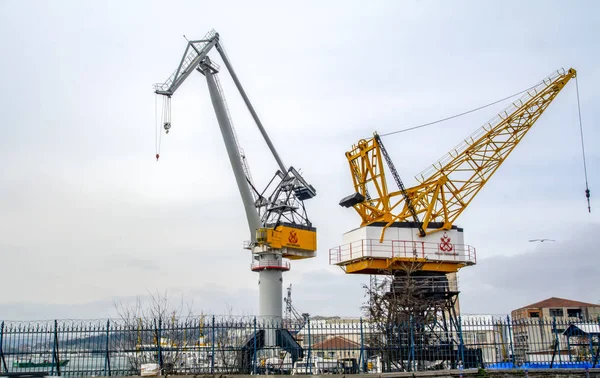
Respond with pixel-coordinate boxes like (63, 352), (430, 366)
(329, 224), (476, 274)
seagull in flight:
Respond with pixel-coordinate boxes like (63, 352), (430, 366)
(528, 239), (556, 242)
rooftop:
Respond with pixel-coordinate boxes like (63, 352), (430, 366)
(515, 297), (599, 311)
(312, 336), (361, 349)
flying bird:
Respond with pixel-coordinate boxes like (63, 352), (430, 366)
(528, 239), (556, 242)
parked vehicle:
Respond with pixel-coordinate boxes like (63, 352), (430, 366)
(291, 357), (338, 375)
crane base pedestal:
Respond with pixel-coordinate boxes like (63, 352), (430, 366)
(252, 250), (286, 347)
(369, 271), (465, 368)
(237, 328), (303, 374)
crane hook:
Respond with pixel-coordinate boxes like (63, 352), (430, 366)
(585, 188), (591, 213)
(156, 153), (160, 161)
(164, 122), (171, 134)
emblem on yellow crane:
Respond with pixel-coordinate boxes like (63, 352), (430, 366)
(288, 230), (299, 244)
(440, 233), (453, 253)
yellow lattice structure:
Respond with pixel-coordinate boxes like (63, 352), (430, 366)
(341, 68), (576, 242)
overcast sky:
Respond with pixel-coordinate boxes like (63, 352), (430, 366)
(0, 0), (598, 321)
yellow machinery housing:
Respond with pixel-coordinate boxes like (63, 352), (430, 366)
(257, 224), (317, 259)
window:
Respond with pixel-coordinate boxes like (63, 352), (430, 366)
(328, 352), (335, 358)
(529, 311), (540, 318)
(463, 332), (487, 344)
(313, 335), (326, 344)
(549, 308), (564, 317)
(567, 309), (582, 318)
(477, 332), (488, 343)
(463, 333), (475, 344)
(316, 352), (324, 358)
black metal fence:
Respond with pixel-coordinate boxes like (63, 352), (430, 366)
(1, 315), (599, 376)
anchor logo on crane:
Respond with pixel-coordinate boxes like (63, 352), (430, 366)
(440, 232), (453, 252)
(288, 230), (299, 244)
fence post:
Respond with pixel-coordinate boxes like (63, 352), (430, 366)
(593, 316), (600, 368)
(156, 318), (163, 370)
(253, 316), (257, 375)
(51, 323), (56, 376)
(557, 317), (563, 365)
(359, 317), (365, 373)
(550, 316), (560, 368)
(105, 319), (111, 376)
(53, 320), (62, 376)
(589, 318), (596, 366)
(506, 315), (515, 368)
(458, 315), (465, 368)
(588, 325), (594, 366)
(211, 316), (215, 374)
(567, 334), (572, 362)
(409, 316), (415, 372)
(307, 317), (312, 375)
(0, 321), (6, 374)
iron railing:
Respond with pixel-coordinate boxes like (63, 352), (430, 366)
(0, 315), (598, 376)
(329, 238), (477, 265)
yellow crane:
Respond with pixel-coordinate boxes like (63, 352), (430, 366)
(333, 68), (577, 275)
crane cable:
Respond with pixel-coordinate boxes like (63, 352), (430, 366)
(575, 76), (591, 212)
(378, 82), (544, 137)
(155, 95), (172, 161)
(155, 94), (161, 160)
(377, 73), (592, 213)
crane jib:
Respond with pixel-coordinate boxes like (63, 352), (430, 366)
(340, 68), (581, 241)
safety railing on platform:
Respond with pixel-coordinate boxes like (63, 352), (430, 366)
(329, 239), (477, 266)
(250, 260), (291, 271)
(0, 315), (598, 376)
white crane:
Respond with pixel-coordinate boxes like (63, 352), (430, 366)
(154, 30), (317, 344)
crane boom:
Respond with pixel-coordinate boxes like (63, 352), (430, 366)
(341, 68), (577, 241)
(154, 30), (287, 175)
(200, 59), (262, 239)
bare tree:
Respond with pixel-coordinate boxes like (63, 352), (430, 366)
(212, 304), (260, 374)
(213, 304), (237, 373)
(113, 290), (196, 374)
